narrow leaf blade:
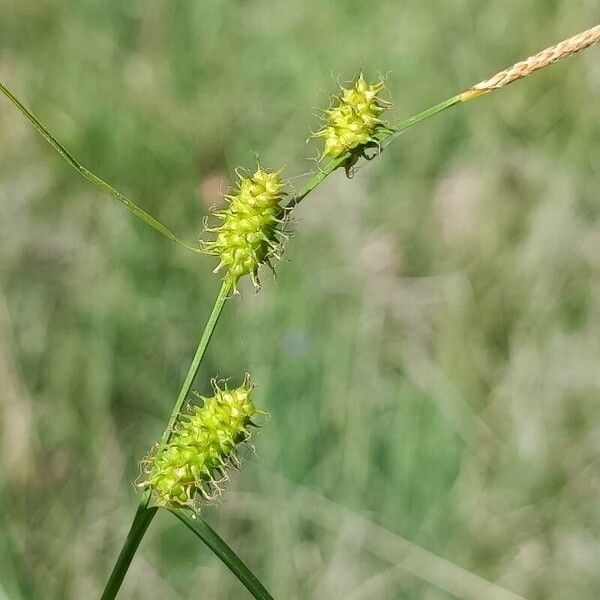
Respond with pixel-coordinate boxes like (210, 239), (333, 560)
(0, 80), (200, 253)
(169, 508), (275, 600)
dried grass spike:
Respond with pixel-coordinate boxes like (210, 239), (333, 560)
(462, 25), (600, 101)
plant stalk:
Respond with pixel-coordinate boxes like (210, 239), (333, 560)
(160, 279), (232, 447)
(101, 95), (465, 598)
(386, 94), (462, 143)
(101, 279), (231, 598)
(100, 505), (158, 600)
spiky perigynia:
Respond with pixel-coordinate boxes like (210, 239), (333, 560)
(139, 375), (259, 508)
(202, 167), (286, 291)
(314, 74), (389, 162)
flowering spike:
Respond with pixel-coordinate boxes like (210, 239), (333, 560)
(314, 73), (389, 161)
(202, 167), (286, 289)
(138, 376), (260, 509)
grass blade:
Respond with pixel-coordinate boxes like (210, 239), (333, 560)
(0, 80), (201, 254)
(170, 508), (275, 600)
(100, 505), (158, 600)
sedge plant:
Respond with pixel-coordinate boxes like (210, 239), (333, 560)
(0, 24), (598, 600)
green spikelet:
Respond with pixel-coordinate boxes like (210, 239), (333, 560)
(315, 73), (388, 160)
(139, 375), (259, 508)
(202, 167), (286, 290)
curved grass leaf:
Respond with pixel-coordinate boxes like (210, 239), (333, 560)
(170, 508), (275, 600)
(0, 80), (201, 254)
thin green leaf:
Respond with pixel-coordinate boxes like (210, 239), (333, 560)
(170, 508), (275, 600)
(100, 506), (158, 600)
(0, 80), (201, 254)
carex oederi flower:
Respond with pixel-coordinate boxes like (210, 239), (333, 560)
(314, 73), (389, 161)
(139, 375), (259, 508)
(202, 167), (286, 291)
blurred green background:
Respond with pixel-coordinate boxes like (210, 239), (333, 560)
(1, 2), (599, 599)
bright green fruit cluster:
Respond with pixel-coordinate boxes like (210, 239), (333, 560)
(203, 168), (285, 289)
(140, 376), (258, 508)
(315, 73), (388, 159)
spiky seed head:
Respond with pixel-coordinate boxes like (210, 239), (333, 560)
(139, 375), (259, 508)
(314, 73), (388, 159)
(202, 167), (286, 290)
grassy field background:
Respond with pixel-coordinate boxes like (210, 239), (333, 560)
(1, 2), (599, 599)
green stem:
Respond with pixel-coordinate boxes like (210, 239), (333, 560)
(101, 279), (231, 598)
(140, 278), (231, 509)
(289, 152), (350, 208)
(100, 505), (158, 600)
(159, 279), (232, 447)
(386, 94), (462, 141)
(0, 80), (201, 254)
